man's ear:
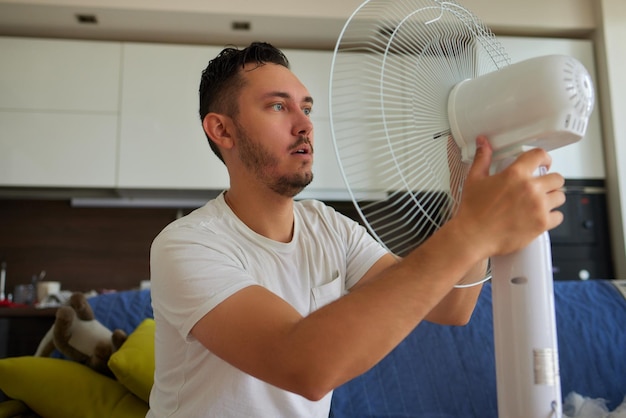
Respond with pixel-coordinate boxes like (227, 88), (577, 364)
(202, 113), (234, 150)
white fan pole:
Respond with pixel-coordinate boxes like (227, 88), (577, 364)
(490, 163), (562, 418)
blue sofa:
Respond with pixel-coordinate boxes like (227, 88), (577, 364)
(330, 280), (626, 417)
(2, 279), (625, 418)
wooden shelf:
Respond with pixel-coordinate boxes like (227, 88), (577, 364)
(0, 307), (56, 358)
(0, 306), (57, 318)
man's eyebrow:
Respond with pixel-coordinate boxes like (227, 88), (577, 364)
(263, 91), (314, 105)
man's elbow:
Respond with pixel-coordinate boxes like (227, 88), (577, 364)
(430, 305), (477, 326)
(286, 375), (335, 402)
(300, 387), (332, 402)
(281, 361), (350, 402)
(448, 312), (473, 326)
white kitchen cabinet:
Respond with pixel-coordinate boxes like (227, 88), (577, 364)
(0, 37), (120, 113)
(117, 43), (229, 190)
(498, 36), (605, 179)
(0, 36), (603, 194)
(0, 37), (121, 187)
(0, 112), (117, 187)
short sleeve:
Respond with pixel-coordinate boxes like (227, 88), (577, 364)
(150, 225), (257, 340)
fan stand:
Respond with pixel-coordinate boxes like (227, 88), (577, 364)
(490, 160), (562, 418)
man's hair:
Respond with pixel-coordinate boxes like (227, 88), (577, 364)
(199, 42), (290, 163)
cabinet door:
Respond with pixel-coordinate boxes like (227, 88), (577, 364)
(118, 43), (229, 190)
(0, 37), (121, 188)
(498, 37), (605, 179)
(0, 37), (120, 113)
(0, 112), (117, 187)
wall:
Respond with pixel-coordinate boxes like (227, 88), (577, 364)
(593, 0), (626, 278)
(0, 199), (362, 296)
(0, 199), (179, 295)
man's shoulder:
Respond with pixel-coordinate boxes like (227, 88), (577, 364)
(154, 198), (230, 241)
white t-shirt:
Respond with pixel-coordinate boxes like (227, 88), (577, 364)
(147, 193), (387, 418)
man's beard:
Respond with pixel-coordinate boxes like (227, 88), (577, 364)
(234, 121), (314, 197)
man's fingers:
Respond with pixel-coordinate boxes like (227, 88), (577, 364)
(465, 136), (492, 181)
(542, 172), (566, 195)
(513, 147), (554, 175)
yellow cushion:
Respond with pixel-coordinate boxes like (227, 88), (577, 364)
(0, 399), (30, 418)
(108, 318), (155, 403)
(0, 356), (148, 418)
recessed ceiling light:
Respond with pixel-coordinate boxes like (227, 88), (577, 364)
(75, 14), (98, 24)
(231, 21), (251, 31)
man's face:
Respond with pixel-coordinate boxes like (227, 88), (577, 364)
(232, 63), (315, 197)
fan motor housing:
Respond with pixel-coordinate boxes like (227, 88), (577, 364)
(448, 54), (595, 163)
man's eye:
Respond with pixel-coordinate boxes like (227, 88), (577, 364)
(272, 103), (284, 111)
(303, 107), (312, 116)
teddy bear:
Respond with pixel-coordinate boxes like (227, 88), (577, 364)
(35, 292), (128, 376)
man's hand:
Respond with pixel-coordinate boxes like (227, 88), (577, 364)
(451, 136), (565, 259)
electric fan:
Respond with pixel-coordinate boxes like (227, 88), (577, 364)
(328, 1), (595, 417)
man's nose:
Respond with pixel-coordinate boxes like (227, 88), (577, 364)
(293, 110), (313, 137)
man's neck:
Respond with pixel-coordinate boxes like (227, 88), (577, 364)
(224, 188), (296, 243)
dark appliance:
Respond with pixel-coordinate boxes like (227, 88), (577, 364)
(549, 179), (614, 280)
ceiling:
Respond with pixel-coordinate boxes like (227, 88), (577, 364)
(0, 2), (353, 50)
(0, 0), (597, 51)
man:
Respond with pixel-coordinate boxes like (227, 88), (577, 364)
(147, 42), (565, 417)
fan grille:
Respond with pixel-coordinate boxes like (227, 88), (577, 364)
(330, 0), (509, 258)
